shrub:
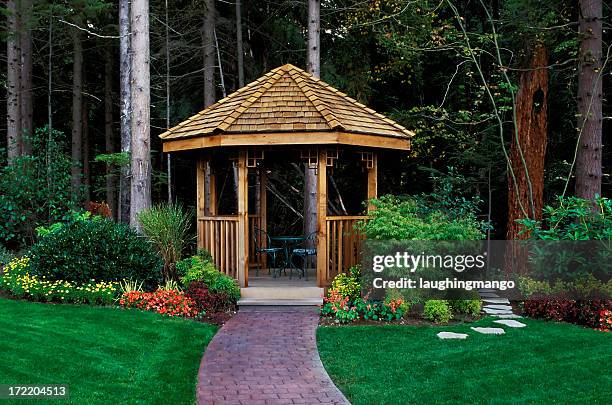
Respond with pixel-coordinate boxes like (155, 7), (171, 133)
(523, 298), (611, 331)
(0, 127), (77, 247)
(321, 289), (359, 323)
(177, 254), (240, 303)
(330, 268), (361, 301)
(423, 300), (453, 323)
(518, 196), (611, 240)
(0, 245), (15, 266)
(1, 257), (119, 305)
(29, 217), (162, 289)
(185, 281), (234, 313)
(138, 204), (194, 282)
(450, 299), (482, 317)
(118, 289), (198, 317)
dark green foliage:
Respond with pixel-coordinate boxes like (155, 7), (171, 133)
(518, 196), (612, 240)
(29, 217), (162, 288)
(0, 127), (76, 247)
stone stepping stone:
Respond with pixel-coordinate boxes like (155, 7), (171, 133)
(479, 289), (497, 293)
(493, 314), (523, 319)
(483, 308), (513, 315)
(437, 332), (469, 340)
(484, 304), (513, 311)
(471, 327), (505, 335)
(479, 293), (500, 298)
(483, 298), (511, 305)
(494, 319), (526, 328)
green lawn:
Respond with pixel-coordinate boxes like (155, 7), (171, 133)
(0, 298), (217, 404)
(318, 317), (612, 404)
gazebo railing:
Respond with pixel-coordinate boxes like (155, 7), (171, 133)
(325, 215), (368, 283)
(198, 216), (239, 279)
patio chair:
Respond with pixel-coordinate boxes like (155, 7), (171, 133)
(253, 227), (283, 277)
(289, 232), (317, 280)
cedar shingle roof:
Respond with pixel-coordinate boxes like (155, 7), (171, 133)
(159, 64), (414, 142)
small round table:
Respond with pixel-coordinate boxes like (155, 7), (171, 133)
(269, 235), (306, 278)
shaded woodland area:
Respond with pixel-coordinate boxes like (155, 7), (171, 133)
(0, 0), (609, 245)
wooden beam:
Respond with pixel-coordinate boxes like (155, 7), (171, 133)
(367, 151), (378, 211)
(236, 148), (249, 287)
(316, 149), (328, 287)
(259, 167), (268, 269)
(196, 155), (206, 250)
(209, 167), (217, 215)
(162, 131), (411, 152)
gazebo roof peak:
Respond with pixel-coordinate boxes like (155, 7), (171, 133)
(160, 63), (413, 151)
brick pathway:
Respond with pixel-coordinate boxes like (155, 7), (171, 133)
(197, 307), (350, 405)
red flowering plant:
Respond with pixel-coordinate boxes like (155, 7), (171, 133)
(321, 288), (358, 323)
(118, 288), (199, 318)
(599, 309), (611, 332)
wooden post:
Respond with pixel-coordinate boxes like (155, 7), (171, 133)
(316, 149), (328, 287)
(196, 155), (206, 249)
(367, 152), (378, 211)
(260, 167), (268, 269)
(209, 166), (217, 215)
(237, 149), (249, 287)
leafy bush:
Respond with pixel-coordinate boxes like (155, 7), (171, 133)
(0, 127), (77, 247)
(29, 217), (162, 288)
(330, 267), (361, 301)
(118, 289), (198, 317)
(360, 195), (486, 241)
(185, 281), (234, 313)
(320, 287), (408, 323)
(0, 245), (15, 266)
(450, 299), (482, 317)
(423, 300), (453, 323)
(177, 254), (240, 303)
(523, 299), (611, 331)
(1, 257), (119, 305)
(138, 204), (194, 282)
(321, 289), (359, 323)
(518, 196), (611, 240)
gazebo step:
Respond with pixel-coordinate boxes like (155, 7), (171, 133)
(238, 298), (322, 306)
(240, 286), (324, 300)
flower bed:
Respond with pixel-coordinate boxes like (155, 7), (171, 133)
(118, 289), (199, 318)
(1, 257), (119, 305)
(523, 298), (611, 332)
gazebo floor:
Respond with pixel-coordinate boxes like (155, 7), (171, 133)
(238, 268), (323, 306)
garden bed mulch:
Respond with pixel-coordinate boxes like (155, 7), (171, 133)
(319, 314), (481, 327)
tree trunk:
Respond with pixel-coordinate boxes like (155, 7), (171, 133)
(104, 46), (117, 217)
(129, 0), (152, 229)
(307, 0), (320, 77)
(236, 0), (244, 88)
(20, 0), (33, 155)
(6, 0), (21, 163)
(71, 27), (83, 197)
(304, 0), (321, 242)
(575, 0), (603, 200)
(119, 0), (132, 223)
(82, 99), (90, 202)
(203, 0), (216, 107)
(507, 43), (548, 240)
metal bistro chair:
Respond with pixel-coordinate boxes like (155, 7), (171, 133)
(290, 232), (317, 280)
(253, 227), (283, 277)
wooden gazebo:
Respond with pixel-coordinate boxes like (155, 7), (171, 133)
(160, 64), (413, 288)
